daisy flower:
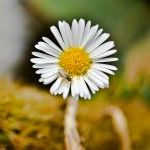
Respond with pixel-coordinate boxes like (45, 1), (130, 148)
(31, 19), (118, 100)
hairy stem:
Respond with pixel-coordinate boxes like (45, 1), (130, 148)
(64, 97), (85, 150)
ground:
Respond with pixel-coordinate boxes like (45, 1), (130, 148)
(0, 77), (150, 150)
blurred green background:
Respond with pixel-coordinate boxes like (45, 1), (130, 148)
(0, 0), (150, 149)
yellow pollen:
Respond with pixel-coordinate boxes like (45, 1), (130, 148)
(59, 48), (92, 76)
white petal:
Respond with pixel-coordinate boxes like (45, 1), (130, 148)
(43, 73), (58, 85)
(38, 42), (62, 56)
(86, 72), (104, 88)
(80, 76), (91, 99)
(90, 28), (103, 43)
(42, 37), (62, 53)
(81, 26), (96, 48)
(71, 80), (76, 98)
(50, 26), (66, 49)
(95, 64), (117, 70)
(39, 78), (44, 82)
(63, 21), (74, 47)
(58, 21), (70, 48)
(38, 42), (61, 55)
(72, 77), (79, 95)
(37, 67), (58, 75)
(99, 67), (115, 75)
(50, 77), (63, 94)
(32, 52), (52, 59)
(35, 64), (59, 74)
(81, 21), (91, 46)
(77, 19), (85, 46)
(90, 68), (109, 79)
(83, 75), (98, 94)
(53, 79), (67, 96)
(63, 81), (71, 99)
(35, 44), (59, 58)
(87, 70), (104, 87)
(92, 64), (115, 75)
(33, 64), (50, 69)
(71, 19), (78, 47)
(30, 58), (59, 64)
(58, 79), (67, 94)
(89, 41), (115, 57)
(36, 68), (49, 74)
(93, 49), (117, 59)
(85, 28), (103, 49)
(90, 69), (109, 87)
(84, 25), (99, 49)
(95, 58), (118, 62)
(33, 63), (58, 69)
(53, 85), (61, 95)
(87, 33), (110, 53)
(78, 77), (84, 97)
(41, 69), (59, 78)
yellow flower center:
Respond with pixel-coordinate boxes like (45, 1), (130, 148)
(59, 48), (92, 76)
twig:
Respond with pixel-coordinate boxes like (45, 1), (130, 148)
(103, 105), (131, 150)
(64, 97), (85, 150)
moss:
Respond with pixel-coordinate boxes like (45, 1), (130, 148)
(0, 77), (150, 150)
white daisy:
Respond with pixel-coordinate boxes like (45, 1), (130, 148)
(31, 19), (118, 100)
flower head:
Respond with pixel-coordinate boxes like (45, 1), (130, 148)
(31, 19), (118, 100)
